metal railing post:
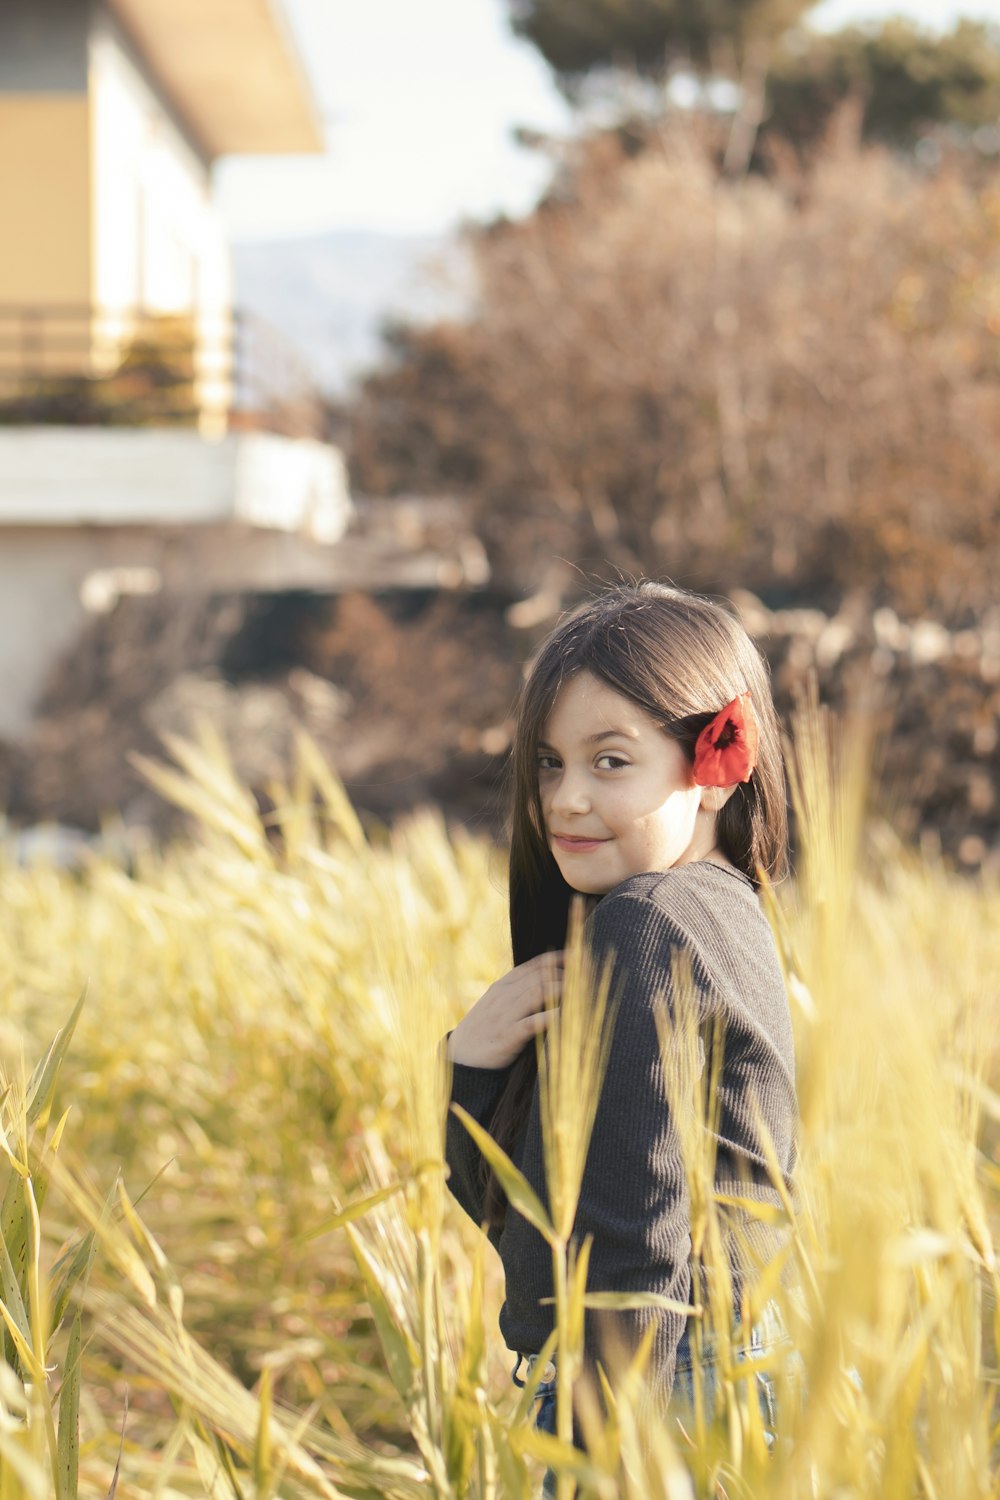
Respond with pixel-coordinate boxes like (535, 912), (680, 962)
(0, 302), (324, 436)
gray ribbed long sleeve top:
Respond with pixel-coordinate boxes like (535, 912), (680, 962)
(443, 860), (797, 1415)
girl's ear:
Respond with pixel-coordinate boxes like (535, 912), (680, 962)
(698, 784), (738, 813)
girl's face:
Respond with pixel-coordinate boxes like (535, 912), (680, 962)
(538, 670), (718, 896)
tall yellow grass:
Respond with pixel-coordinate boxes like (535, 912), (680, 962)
(0, 710), (996, 1497)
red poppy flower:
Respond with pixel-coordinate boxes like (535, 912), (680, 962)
(692, 693), (759, 786)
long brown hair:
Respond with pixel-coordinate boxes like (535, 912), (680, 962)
(481, 581), (789, 1231)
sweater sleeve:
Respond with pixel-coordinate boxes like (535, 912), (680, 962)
(571, 893), (700, 1417)
(442, 1029), (515, 1236)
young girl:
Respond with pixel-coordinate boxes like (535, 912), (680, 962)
(442, 582), (797, 1468)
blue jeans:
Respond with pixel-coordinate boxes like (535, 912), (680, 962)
(512, 1301), (789, 1497)
(510, 1351), (559, 1500)
(672, 1299), (787, 1445)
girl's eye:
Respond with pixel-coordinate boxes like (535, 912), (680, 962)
(597, 754), (630, 770)
(537, 755), (561, 772)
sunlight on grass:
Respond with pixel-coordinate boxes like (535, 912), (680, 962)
(0, 716), (996, 1497)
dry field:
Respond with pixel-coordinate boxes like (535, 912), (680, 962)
(0, 707), (997, 1498)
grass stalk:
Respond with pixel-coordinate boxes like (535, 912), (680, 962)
(0, 724), (995, 1496)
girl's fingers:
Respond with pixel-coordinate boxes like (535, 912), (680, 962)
(536, 963), (561, 1002)
(502, 954), (563, 1016)
(520, 1007), (558, 1042)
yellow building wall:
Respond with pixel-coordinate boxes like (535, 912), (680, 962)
(0, 95), (91, 305)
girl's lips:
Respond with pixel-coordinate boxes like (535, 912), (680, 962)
(553, 835), (609, 853)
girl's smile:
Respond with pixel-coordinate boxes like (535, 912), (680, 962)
(539, 670), (726, 895)
(551, 833), (611, 853)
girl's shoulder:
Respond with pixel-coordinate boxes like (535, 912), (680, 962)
(590, 862), (776, 976)
(598, 861), (757, 922)
(589, 865), (792, 1059)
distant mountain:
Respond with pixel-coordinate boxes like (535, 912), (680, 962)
(232, 230), (474, 397)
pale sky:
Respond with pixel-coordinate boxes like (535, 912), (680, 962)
(215, 0), (1000, 241)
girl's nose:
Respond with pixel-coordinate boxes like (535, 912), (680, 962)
(550, 773), (591, 816)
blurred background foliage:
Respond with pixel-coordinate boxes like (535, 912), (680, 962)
(345, 6), (1000, 617)
(333, 7), (1000, 885)
(767, 18), (1000, 149)
(507, 0), (817, 78)
(348, 112), (1000, 622)
(505, 2), (1000, 146)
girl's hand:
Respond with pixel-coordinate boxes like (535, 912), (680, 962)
(446, 952), (564, 1070)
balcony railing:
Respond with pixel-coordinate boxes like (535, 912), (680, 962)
(0, 305), (327, 440)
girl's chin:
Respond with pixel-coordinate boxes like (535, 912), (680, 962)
(555, 865), (616, 896)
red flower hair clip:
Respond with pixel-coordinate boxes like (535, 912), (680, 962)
(692, 693), (759, 787)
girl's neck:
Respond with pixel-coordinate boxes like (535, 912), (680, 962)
(699, 847), (737, 873)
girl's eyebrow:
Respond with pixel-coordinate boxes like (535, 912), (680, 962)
(538, 728), (639, 749)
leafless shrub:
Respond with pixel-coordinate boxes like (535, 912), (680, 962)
(351, 116), (1000, 619)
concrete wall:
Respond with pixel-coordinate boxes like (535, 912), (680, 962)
(0, 96), (92, 309)
(0, 511), (487, 743)
(89, 7), (231, 323)
(0, 427), (352, 740)
(0, 524), (302, 741)
(0, 0), (92, 310)
(0, 429), (349, 538)
(0, 530), (106, 741)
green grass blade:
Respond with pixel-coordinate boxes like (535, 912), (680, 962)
(306, 1180), (407, 1240)
(0, 1295), (44, 1381)
(25, 989), (87, 1130)
(56, 1309), (82, 1500)
(252, 1367), (273, 1500)
(0, 1201), (32, 1354)
(343, 1224), (417, 1402)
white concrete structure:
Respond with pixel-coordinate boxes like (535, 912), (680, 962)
(0, 2), (488, 765)
(0, 430), (347, 536)
(0, 0), (370, 750)
(0, 430), (352, 741)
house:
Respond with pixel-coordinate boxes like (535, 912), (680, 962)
(0, 0), (324, 428)
(0, 0), (358, 743)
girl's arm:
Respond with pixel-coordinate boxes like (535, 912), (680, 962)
(441, 953), (562, 1237)
(441, 1032), (515, 1239)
